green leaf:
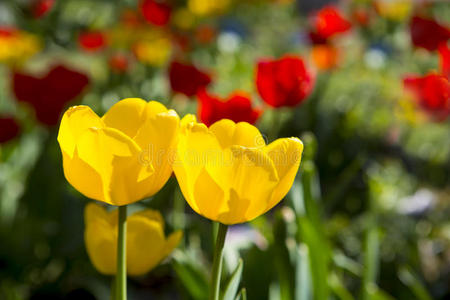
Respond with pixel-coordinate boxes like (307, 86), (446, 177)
(295, 244), (311, 300)
(172, 251), (209, 300)
(328, 273), (355, 300)
(362, 223), (380, 300)
(298, 217), (330, 300)
(222, 259), (244, 300)
(290, 159), (330, 300)
(364, 284), (395, 300)
(235, 288), (247, 300)
(273, 212), (295, 300)
(398, 266), (433, 300)
(333, 253), (362, 277)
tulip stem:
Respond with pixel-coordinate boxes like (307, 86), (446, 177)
(210, 222), (228, 300)
(116, 205), (127, 300)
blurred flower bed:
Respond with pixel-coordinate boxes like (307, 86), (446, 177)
(0, 0), (449, 299)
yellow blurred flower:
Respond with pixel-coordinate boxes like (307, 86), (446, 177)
(188, 0), (231, 16)
(173, 116), (303, 225)
(374, 0), (412, 21)
(172, 8), (196, 30)
(133, 30), (172, 66)
(84, 203), (182, 276)
(395, 93), (425, 125)
(57, 98), (179, 206)
(0, 27), (40, 64)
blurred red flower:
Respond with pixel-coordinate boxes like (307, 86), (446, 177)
(0, 27), (15, 37)
(32, 0), (55, 18)
(13, 65), (89, 126)
(410, 16), (450, 51)
(438, 44), (449, 79)
(404, 73), (450, 120)
(308, 31), (328, 45)
(195, 25), (216, 44)
(140, 0), (172, 26)
(197, 89), (262, 127)
(352, 7), (370, 27)
(78, 31), (107, 52)
(109, 54), (129, 73)
(0, 116), (20, 144)
(121, 9), (142, 28)
(256, 55), (315, 108)
(169, 61), (211, 97)
(312, 6), (352, 39)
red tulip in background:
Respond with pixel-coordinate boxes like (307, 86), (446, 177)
(197, 89), (262, 127)
(404, 73), (450, 120)
(311, 6), (352, 40)
(0, 117), (21, 144)
(169, 61), (211, 97)
(109, 54), (129, 73)
(308, 31), (328, 45)
(352, 7), (370, 27)
(13, 65), (89, 126)
(140, 0), (172, 26)
(256, 55), (315, 108)
(78, 31), (107, 52)
(410, 16), (450, 51)
(438, 44), (450, 79)
(0, 27), (15, 38)
(32, 0), (55, 18)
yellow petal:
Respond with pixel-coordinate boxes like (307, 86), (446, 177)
(62, 149), (104, 201)
(58, 105), (103, 158)
(216, 189), (250, 224)
(101, 98), (149, 139)
(173, 121), (223, 215)
(127, 215), (166, 276)
(145, 101), (171, 119)
(76, 127), (144, 205)
(180, 114), (197, 131)
(84, 202), (108, 224)
(163, 230), (183, 257)
(84, 205), (180, 277)
(192, 167), (225, 220)
(206, 146), (279, 224)
(264, 137), (303, 212)
(132, 109), (179, 198)
(209, 120), (265, 149)
(132, 209), (164, 226)
(84, 207), (117, 275)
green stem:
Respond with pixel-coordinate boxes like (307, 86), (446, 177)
(116, 205), (127, 300)
(210, 222), (228, 300)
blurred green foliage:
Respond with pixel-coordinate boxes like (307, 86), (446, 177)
(1, 0), (449, 300)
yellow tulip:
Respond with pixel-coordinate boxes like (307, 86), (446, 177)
(173, 116), (303, 225)
(133, 30), (172, 67)
(0, 28), (40, 64)
(188, 0), (231, 16)
(84, 203), (182, 276)
(375, 0), (412, 21)
(58, 98), (179, 206)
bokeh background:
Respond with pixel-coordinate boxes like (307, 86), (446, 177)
(0, 0), (449, 299)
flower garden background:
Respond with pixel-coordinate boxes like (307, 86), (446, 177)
(0, 0), (449, 299)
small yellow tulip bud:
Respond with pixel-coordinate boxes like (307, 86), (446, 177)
(173, 116), (303, 225)
(84, 203), (182, 276)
